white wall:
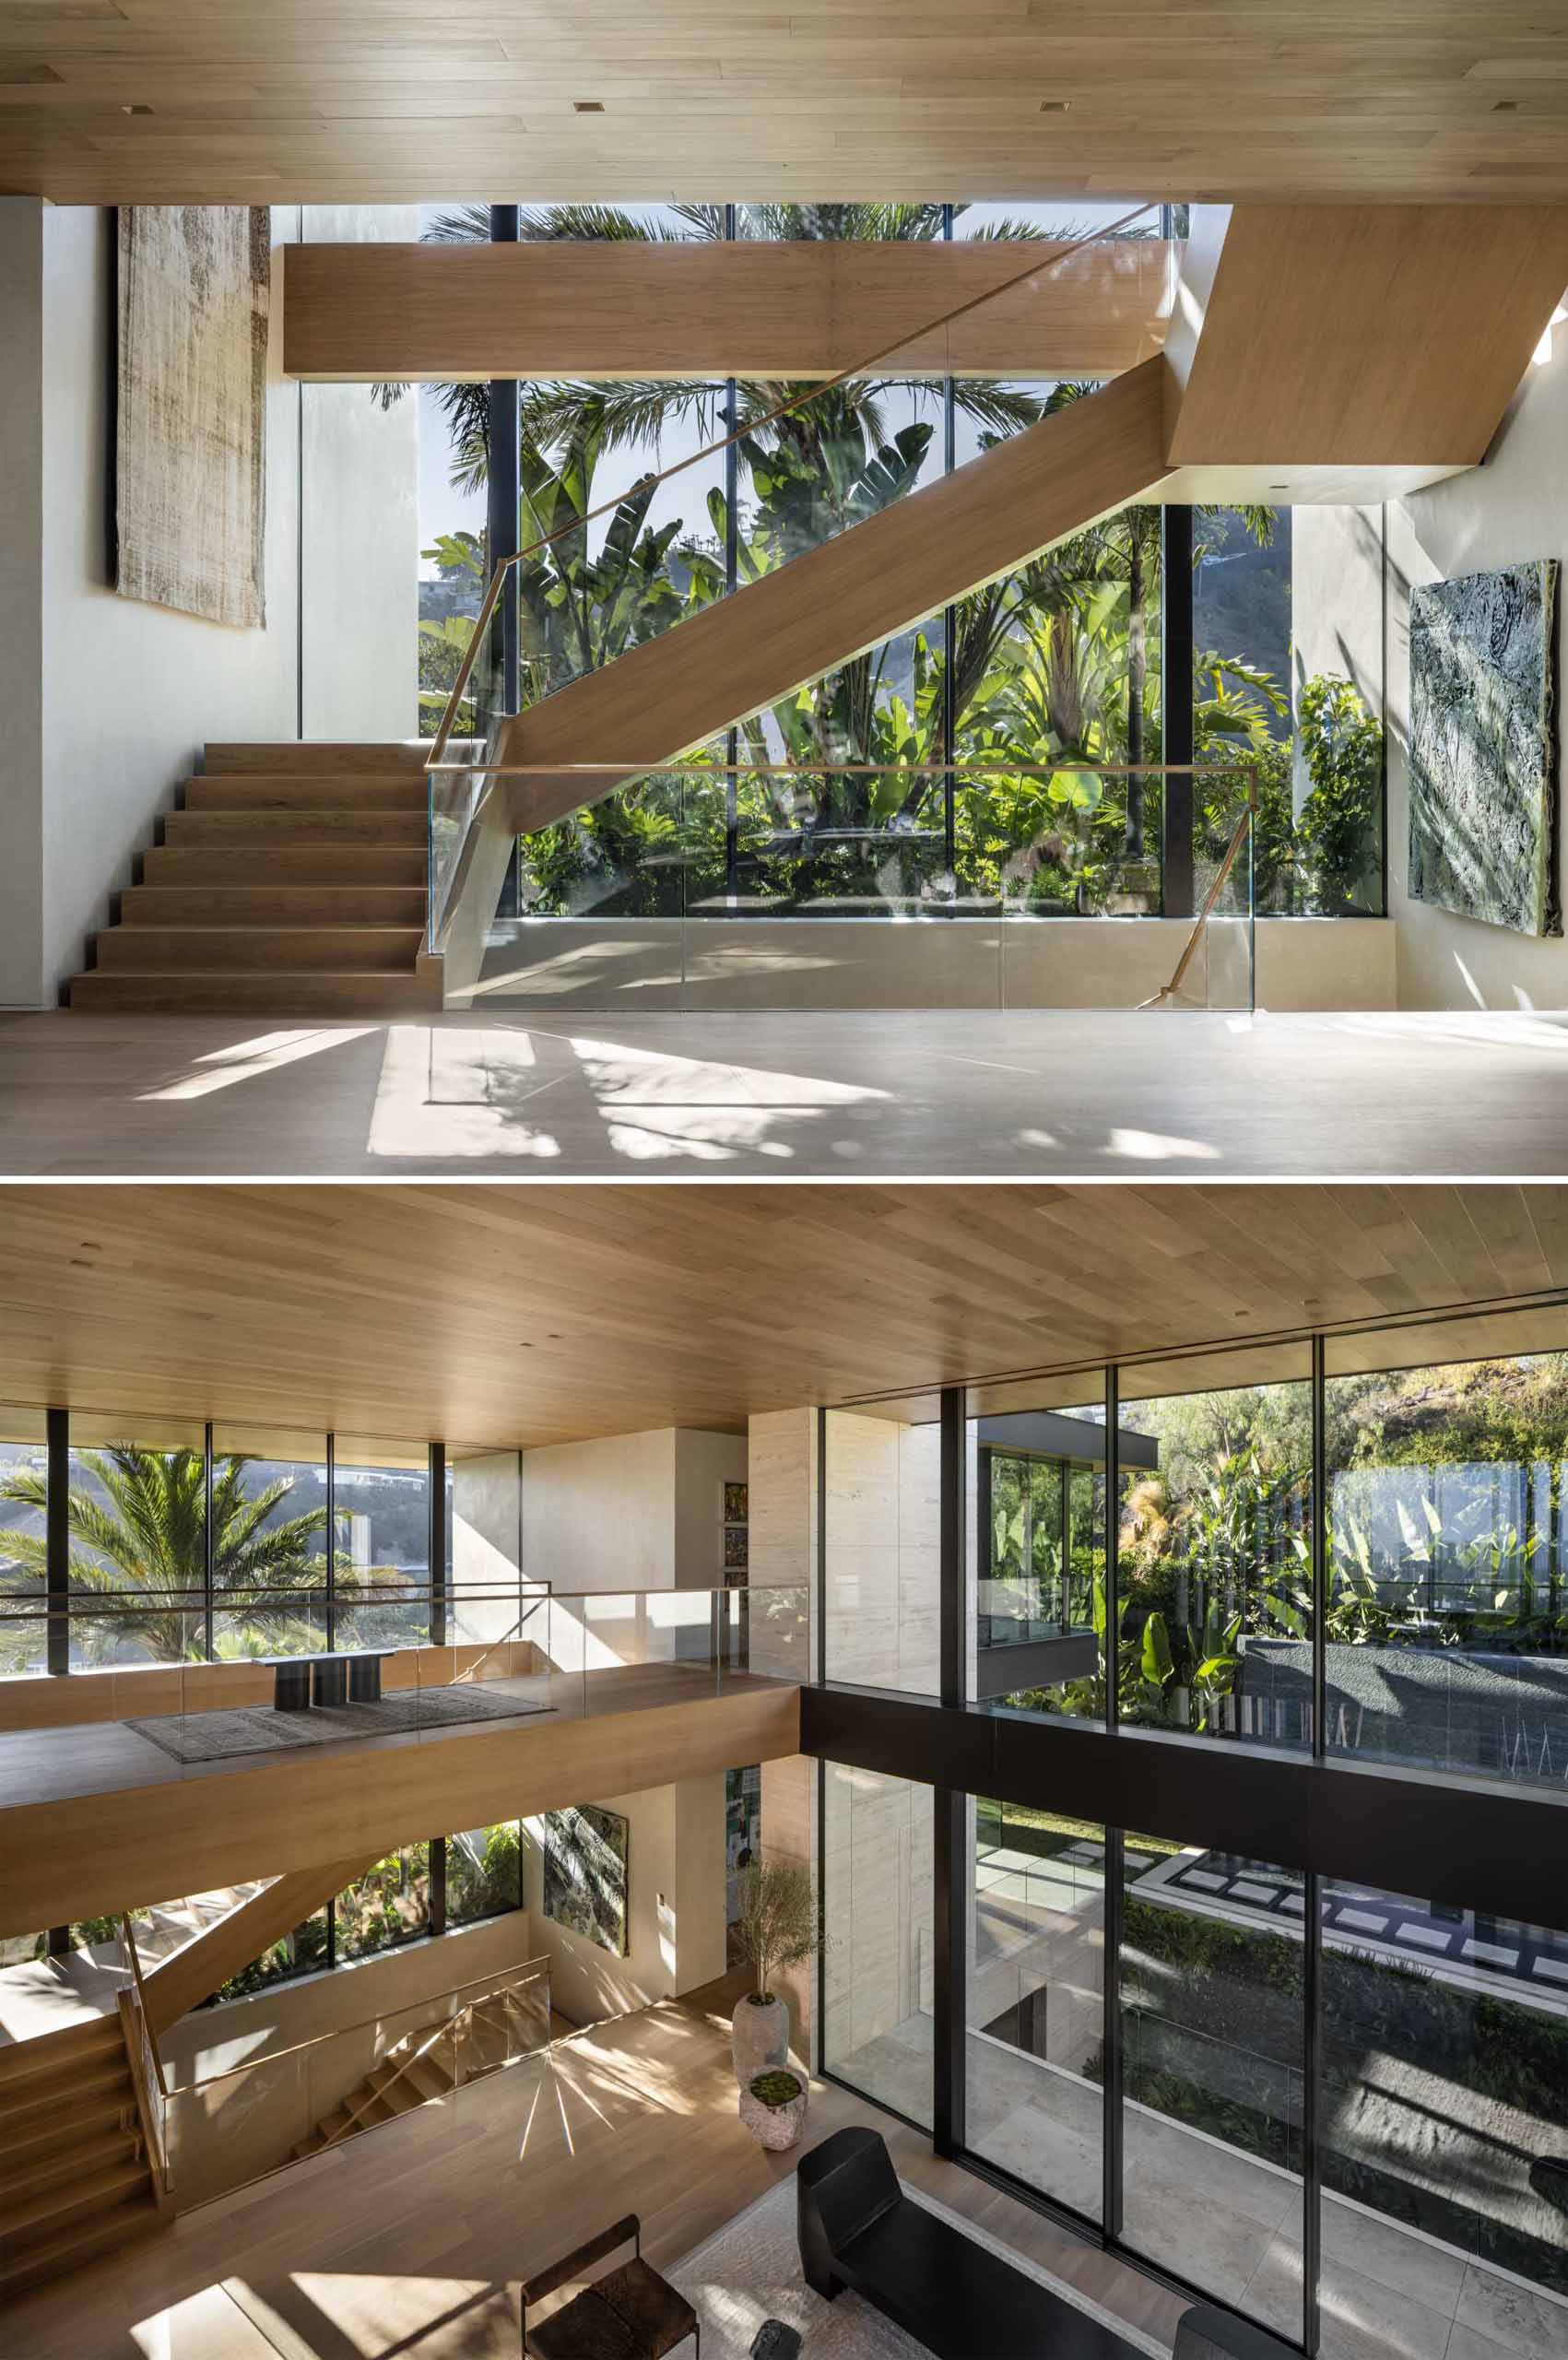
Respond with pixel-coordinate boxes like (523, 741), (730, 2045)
(295, 206), (419, 742)
(524, 1428), (680, 1592)
(449, 1446), (524, 1645)
(0, 201), (44, 1006)
(0, 200), (419, 1007)
(523, 1426), (746, 1594)
(1386, 321), (1568, 1010)
(523, 1775), (727, 2025)
(674, 1426), (749, 1586)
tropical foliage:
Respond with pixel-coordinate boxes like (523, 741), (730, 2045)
(0, 1446), (415, 1668)
(1005, 1355), (1568, 1739)
(413, 200), (1384, 922)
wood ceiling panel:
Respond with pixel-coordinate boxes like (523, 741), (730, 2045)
(3, 1), (1568, 203)
(0, 1186), (1563, 1448)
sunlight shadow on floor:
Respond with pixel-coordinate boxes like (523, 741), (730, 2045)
(137, 1028), (377, 1103)
(366, 1026), (888, 1163)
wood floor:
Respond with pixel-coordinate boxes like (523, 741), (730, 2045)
(4, 1007), (1568, 1176)
(0, 1974), (1191, 2360)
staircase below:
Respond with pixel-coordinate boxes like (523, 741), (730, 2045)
(66, 743), (443, 1015)
(293, 1985), (547, 2160)
(0, 2014), (165, 2297)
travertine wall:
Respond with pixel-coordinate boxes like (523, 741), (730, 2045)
(822, 1408), (940, 1694)
(749, 1406), (819, 2054)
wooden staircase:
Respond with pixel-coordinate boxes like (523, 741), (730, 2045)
(0, 2015), (166, 2297)
(292, 1987), (539, 2160)
(66, 742), (443, 1015)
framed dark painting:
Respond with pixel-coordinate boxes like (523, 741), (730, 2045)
(541, 1802), (629, 1956)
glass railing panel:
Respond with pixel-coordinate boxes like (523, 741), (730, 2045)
(164, 1956), (551, 2207)
(0, 1581), (803, 1798)
(693, 758), (954, 921)
(1192, 762), (1256, 1013)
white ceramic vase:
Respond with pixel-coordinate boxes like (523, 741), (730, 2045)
(731, 1990), (788, 2085)
(739, 2078), (808, 2151)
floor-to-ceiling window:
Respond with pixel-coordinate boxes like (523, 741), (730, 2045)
(1323, 1305), (1568, 1787)
(818, 1303), (1568, 2356)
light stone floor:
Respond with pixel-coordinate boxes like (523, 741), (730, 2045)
(5, 1006), (1568, 1174)
(833, 2014), (1568, 2360)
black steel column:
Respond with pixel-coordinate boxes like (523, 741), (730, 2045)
(1311, 1334), (1328, 1757)
(1303, 1866), (1323, 2355)
(487, 203), (521, 726)
(934, 1384), (968, 2157)
(1161, 503), (1195, 919)
(1104, 1367), (1121, 1731)
(325, 1430), (336, 1653)
(725, 202), (740, 900)
(430, 1442), (447, 1648)
(430, 1835), (449, 1941)
(203, 1421), (215, 1662)
(941, 201), (958, 872)
(939, 1386), (966, 1707)
(46, 1406), (68, 1676)
(1102, 1824), (1125, 2243)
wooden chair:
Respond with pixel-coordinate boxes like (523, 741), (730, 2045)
(521, 2214), (700, 2359)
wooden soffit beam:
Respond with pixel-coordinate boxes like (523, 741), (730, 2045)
(0, 1682), (802, 1931)
(280, 236), (1177, 384)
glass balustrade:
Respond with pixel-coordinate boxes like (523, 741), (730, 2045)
(0, 1583), (809, 1787)
(163, 1953), (552, 2207)
(477, 760), (1256, 1012)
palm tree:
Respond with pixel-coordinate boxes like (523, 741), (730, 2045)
(407, 200), (1056, 498)
(0, 1446), (334, 1666)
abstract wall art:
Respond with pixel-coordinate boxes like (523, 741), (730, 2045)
(1409, 560), (1560, 936)
(541, 1801), (629, 1956)
(115, 206), (271, 627)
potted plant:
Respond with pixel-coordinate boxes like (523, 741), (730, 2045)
(739, 2067), (808, 2151)
(730, 1858), (818, 2086)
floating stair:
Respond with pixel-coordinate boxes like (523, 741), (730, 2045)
(0, 2015), (165, 2297)
(66, 743), (443, 1015)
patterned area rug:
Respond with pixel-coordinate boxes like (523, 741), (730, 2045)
(667, 2173), (1169, 2357)
(127, 1683), (550, 1763)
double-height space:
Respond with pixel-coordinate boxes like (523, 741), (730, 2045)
(0, 1180), (1564, 2360)
(3, 15), (1568, 1173)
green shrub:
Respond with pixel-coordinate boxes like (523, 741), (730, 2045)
(749, 2070), (804, 2108)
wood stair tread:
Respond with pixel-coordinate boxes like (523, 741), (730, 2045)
(2, 2064), (133, 2132)
(0, 2023), (123, 2085)
(0, 2195), (163, 2295)
(0, 2124), (139, 2203)
(0, 2154), (151, 2240)
(5, 2093), (136, 2166)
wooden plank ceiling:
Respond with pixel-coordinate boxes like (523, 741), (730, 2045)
(3, 3), (1568, 206)
(0, 1185), (1563, 1446)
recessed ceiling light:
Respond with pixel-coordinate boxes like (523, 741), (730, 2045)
(574, 100), (605, 113)
(1040, 99), (1071, 113)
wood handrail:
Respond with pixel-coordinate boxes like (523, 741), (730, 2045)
(424, 200), (1161, 773)
(118, 1918), (173, 2206)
